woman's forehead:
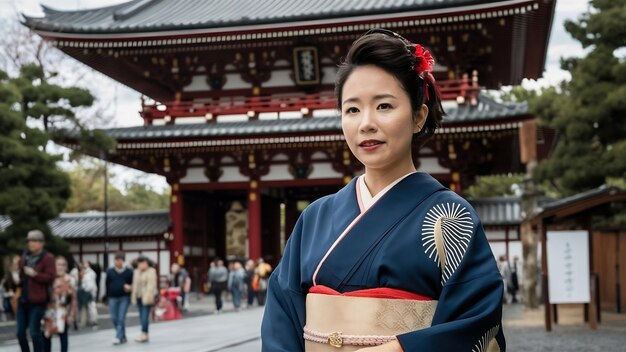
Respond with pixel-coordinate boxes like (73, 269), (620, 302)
(342, 65), (405, 102)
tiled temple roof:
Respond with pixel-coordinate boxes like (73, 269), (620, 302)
(24, 0), (510, 34)
(0, 210), (169, 239)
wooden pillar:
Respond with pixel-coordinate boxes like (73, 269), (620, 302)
(170, 183), (185, 266)
(157, 238), (161, 276)
(505, 226), (510, 260)
(540, 220), (552, 332)
(617, 230), (622, 314)
(248, 178), (262, 260)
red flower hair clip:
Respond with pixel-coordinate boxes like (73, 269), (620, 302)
(413, 44), (434, 75)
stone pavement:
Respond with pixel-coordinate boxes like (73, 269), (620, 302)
(0, 303), (264, 352)
(2, 302), (625, 351)
(503, 303), (626, 352)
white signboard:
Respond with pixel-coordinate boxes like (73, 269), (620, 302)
(547, 230), (590, 304)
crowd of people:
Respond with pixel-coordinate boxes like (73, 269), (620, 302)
(207, 257), (272, 314)
(0, 229), (273, 351)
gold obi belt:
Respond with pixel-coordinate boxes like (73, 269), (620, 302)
(303, 286), (437, 351)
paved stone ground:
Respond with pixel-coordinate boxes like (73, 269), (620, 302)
(0, 293), (223, 343)
(503, 304), (626, 352)
(2, 298), (625, 351)
(0, 296), (263, 352)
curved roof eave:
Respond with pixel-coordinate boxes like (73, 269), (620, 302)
(22, 0), (535, 37)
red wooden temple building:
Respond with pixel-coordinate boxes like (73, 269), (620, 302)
(24, 0), (556, 275)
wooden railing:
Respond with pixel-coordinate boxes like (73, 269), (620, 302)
(140, 75), (480, 125)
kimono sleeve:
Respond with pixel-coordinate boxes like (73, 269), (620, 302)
(396, 199), (505, 352)
(261, 211), (307, 352)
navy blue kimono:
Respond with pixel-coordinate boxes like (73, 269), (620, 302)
(261, 172), (505, 351)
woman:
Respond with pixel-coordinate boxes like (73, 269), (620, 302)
(261, 29), (504, 351)
(254, 258), (272, 306)
(2, 255), (21, 320)
(44, 256), (77, 352)
(131, 256), (157, 343)
(77, 261), (97, 328)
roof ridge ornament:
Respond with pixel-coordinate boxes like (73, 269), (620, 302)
(113, 0), (160, 21)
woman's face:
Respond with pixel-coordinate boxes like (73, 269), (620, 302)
(341, 65), (426, 173)
(56, 259), (67, 276)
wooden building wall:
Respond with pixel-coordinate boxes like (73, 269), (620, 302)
(592, 231), (626, 312)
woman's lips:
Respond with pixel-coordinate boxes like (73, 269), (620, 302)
(359, 140), (384, 151)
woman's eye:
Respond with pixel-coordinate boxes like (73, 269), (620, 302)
(377, 103), (392, 110)
(345, 107), (359, 114)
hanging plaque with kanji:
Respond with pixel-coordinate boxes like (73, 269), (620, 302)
(293, 46), (320, 86)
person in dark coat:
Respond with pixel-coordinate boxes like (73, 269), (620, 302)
(16, 230), (56, 352)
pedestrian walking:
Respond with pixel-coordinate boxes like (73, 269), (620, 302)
(105, 251), (133, 345)
(77, 261), (97, 328)
(67, 260), (80, 331)
(244, 259), (256, 308)
(3, 255), (21, 320)
(16, 229), (56, 352)
(208, 259), (228, 313)
(43, 256), (77, 352)
(131, 256), (157, 343)
(228, 262), (245, 311)
(254, 258), (272, 306)
(498, 255), (513, 303)
(510, 256), (520, 303)
(169, 263), (190, 311)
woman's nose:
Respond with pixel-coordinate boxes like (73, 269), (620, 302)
(359, 110), (377, 133)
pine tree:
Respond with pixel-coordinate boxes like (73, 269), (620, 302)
(533, 0), (626, 196)
(0, 68), (70, 256)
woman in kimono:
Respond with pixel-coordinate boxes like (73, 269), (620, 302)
(261, 29), (505, 352)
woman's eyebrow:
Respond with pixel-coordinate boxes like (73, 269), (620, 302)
(372, 94), (397, 101)
(342, 96), (360, 105)
(343, 94), (397, 106)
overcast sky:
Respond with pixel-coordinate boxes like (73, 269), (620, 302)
(0, 0), (592, 193)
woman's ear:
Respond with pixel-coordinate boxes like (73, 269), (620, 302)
(413, 104), (429, 134)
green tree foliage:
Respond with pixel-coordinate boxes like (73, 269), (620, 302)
(533, 0), (626, 196)
(124, 182), (170, 211)
(0, 68), (70, 256)
(12, 63), (114, 153)
(464, 174), (524, 199)
(64, 160), (170, 213)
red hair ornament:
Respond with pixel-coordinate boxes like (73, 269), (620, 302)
(413, 44), (435, 75)
(413, 44), (437, 103)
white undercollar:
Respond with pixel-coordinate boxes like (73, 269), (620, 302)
(358, 171), (417, 212)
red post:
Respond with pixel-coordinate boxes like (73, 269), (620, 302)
(248, 179), (262, 260)
(170, 183), (185, 266)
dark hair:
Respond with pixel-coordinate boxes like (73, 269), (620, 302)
(136, 256), (149, 264)
(114, 251), (125, 260)
(335, 29), (445, 145)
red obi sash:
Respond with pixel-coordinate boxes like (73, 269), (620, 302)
(309, 285), (432, 301)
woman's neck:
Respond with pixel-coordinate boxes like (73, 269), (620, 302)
(363, 161), (416, 197)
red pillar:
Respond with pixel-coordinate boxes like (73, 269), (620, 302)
(248, 178), (262, 260)
(170, 183), (185, 266)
